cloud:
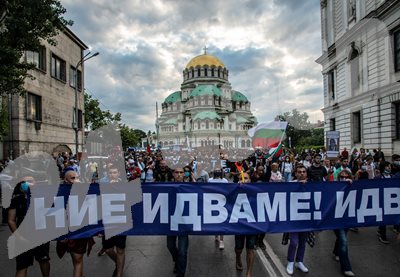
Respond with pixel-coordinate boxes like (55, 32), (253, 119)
(62, 0), (324, 131)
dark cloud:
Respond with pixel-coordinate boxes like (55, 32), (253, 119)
(62, 0), (324, 130)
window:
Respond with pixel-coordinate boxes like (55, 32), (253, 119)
(330, 118), (336, 131)
(352, 111), (361, 143)
(25, 46), (46, 71)
(395, 102), (400, 139)
(197, 68), (201, 77)
(69, 66), (82, 90)
(211, 68), (215, 77)
(51, 54), (66, 81)
(73, 108), (83, 129)
(395, 30), (400, 72)
(349, 45), (360, 92)
(206, 120), (209, 129)
(328, 69), (335, 100)
(204, 68), (207, 76)
(26, 93), (42, 121)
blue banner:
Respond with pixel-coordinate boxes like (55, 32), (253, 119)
(22, 179), (400, 239)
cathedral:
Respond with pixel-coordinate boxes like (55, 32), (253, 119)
(157, 50), (257, 149)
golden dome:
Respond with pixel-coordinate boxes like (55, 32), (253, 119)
(186, 54), (225, 69)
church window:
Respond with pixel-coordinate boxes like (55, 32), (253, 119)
(246, 140), (251, 148)
(198, 68), (201, 77)
(211, 68), (215, 77)
(204, 68), (207, 76)
(394, 29), (400, 72)
(241, 140), (245, 148)
(206, 121), (209, 129)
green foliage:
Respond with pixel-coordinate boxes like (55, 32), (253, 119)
(119, 125), (142, 150)
(0, 0), (72, 96)
(276, 109), (323, 148)
(84, 92), (121, 130)
(298, 128), (324, 146)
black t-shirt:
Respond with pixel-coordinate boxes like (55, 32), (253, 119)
(9, 185), (28, 227)
(308, 165), (327, 182)
(154, 168), (173, 182)
(230, 162), (249, 183)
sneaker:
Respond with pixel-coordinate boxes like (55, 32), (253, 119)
(286, 262), (294, 275)
(378, 236), (389, 244)
(295, 262), (309, 273)
(258, 241), (266, 250)
(334, 255), (339, 262)
(215, 236), (219, 242)
(343, 271), (355, 276)
(219, 240), (224, 250)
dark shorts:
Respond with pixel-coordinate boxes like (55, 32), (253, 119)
(16, 242), (50, 270)
(102, 235), (127, 250)
(234, 235), (257, 250)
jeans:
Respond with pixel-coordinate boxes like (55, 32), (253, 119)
(333, 229), (352, 272)
(167, 235), (189, 277)
(287, 232), (307, 262)
(283, 172), (292, 182)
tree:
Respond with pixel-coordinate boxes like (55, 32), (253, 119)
(275, 109), (322, 147)
(84, 92), (121, 130)
(0, 0), (72, 96)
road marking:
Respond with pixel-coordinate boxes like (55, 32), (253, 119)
(256, 248), (278, 277)
(263, 238), (288, 277)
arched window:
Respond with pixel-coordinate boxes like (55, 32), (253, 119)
(197, 121), (200, 129)
(241, 140), (245, 148)
(191, 69), (194, 78)
(246, 140), (251, 147)
(159, 141), (163, 147)
(204, 68), (207, 76)
(206, 120), (209, 129)
(217, 69), (220, 78)
(169, 141), (173, 145)
(349, 43), (360, 93)
(198, 68), (201, 77)
(211, 68), (214, 77)
(201, 140), (204, 147)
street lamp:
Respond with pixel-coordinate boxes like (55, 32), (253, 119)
(74, 51), (99, 156)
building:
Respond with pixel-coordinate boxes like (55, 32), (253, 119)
(316, 0), (400, 156)
(157, 50), (257, 149)
(1, 27), (88, 159)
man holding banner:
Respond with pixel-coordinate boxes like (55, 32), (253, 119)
(286, 164), (310, 275)
(234, 171), (257, 277)
(166, 165), (190, 277)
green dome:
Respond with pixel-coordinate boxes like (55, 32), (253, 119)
(193, 111), (221, 121)
(232, 90), (248, 102)
(164, 91), (181, 103)
(189, 85), (222, 98)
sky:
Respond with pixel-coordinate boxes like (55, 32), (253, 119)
(62, 0), (324, 132)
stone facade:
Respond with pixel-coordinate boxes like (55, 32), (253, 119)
(316, 0), (400, 157)
(157, 52), (257, 149)
(2, 28), (88, 159)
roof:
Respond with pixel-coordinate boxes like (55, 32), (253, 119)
(232, 90), (249, 102)
(163, 118), (178, 125)
(193, 111), (221, 121)
(164, 91), (181, 103)
(236, 116), (251, 124)
(189, 85), (222, 98)
(186, 54), (225, 69)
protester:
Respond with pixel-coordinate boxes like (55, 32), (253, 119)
(208, 167), (228, 250)
(234, 171), (256, 277)
(99, 165), (127, 277)
(166, 166), (191, 277)
(333, 170), (355, 277)
(286, 164), (310, 275)
(56, 169), (95, 277)
(8, 176), (51, 277)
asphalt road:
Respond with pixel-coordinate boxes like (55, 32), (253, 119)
(1, 216), (400, 276)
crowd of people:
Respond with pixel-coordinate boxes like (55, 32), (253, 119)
(2, 145), (400, 277)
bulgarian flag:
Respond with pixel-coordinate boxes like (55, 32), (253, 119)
(247, 121), (288, 158)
